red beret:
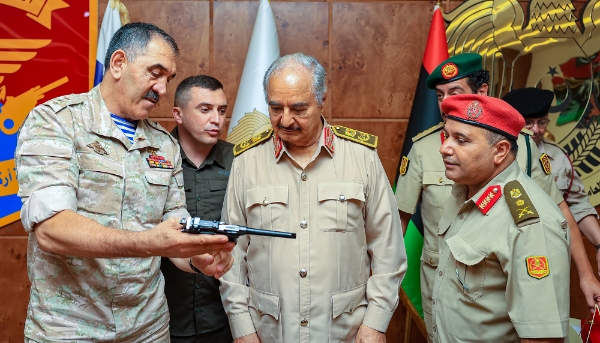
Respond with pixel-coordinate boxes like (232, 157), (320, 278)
(441, 94), (525, 140)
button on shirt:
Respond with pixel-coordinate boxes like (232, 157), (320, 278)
(16, 86), (189, 342)
(220, 122), (407, 343)
(161, 129), (234, 337)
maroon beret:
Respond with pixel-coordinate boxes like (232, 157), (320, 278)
(441, 94), (525, 140)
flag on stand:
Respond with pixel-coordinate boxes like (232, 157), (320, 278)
(226, 0), (280, 145)
(94, 0), (128, 86)
(395, 4), (449, 321)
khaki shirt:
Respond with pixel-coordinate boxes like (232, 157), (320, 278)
(431, 161), (570, 342)
(16, 86), (189, 342)
(395, 125), (562, 322)
(220, 123), (407, 343)
(540, 138), (598, 222)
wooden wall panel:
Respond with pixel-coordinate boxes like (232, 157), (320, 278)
(0, 238), (29, 341)
(331, 2), (433, 119)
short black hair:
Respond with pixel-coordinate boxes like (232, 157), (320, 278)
(104, 22), (179, 73)
(484, 130), (518, 156)
(466, 69), (490, 93)
(174, 75), (224, 108)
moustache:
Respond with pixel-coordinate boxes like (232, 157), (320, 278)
(143, 90), (159, 103)
(277, 123), (301, 131)
(205, 126), (221, 133)
(442, 156), (457, 165)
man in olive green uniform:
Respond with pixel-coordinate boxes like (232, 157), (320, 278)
(161, 75), (234, 343)
(504, 87), (600, 273)
(395, 53), (564, 341)
(220, 53), (407, 343)
(433, 94), (569, 342)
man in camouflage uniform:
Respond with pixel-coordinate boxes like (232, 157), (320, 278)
(504, 87), (600, 273)
(16, 23), (234, 342)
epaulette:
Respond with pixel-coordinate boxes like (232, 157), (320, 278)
(331, 125), (377, 149)
(412, 122), (444, 142)
(233, 128), (274, 156)
(504, 180), (540, 226)
(520, 128), (533, 136)
(543, 137), (568, 154)
(45, 93), (86, 112)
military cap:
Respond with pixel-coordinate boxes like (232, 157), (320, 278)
(502, 87), (554, 119)
(441, 94), (525, 140)
(426, 53), (483, 89)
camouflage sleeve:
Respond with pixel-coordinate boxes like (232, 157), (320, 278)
(566, 170), (598, 222)
(162, 142), (190, 221)
(16, 104), (78, 232)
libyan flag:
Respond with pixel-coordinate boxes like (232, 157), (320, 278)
(394, 4), (448, 320)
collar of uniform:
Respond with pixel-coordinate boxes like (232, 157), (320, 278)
(170, 127), (225, 169)
(272, 118), (333, 161)
(538, 138), (557, 161)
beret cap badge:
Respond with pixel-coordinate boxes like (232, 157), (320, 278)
(441, 62), (459, 80)
(466, 100), (483, 120)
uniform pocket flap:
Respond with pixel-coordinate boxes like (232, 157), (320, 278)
(554, 175), (570, 191)
(19, 138), (73, 158)
(447, 235), (486, 266)
(318, 182), (365, 202)
(249, 286), (280, 319)
(144, 170), (171, 186)
(331, 283), (368, 319)
(246, 185), (289, 208)
(421, 247), (440, 267)
(78, 152), (124, 178)
(438, 215), (452, 235)
(423, 171), (453, 186)
(209, 179), (228, 191)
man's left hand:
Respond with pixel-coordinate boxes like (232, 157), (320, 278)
(355, 324), (386, 343)
(191, 251), (234, 279)
(580, 274), (600, 313)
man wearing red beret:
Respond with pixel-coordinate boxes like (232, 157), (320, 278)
(432, 94), (569, 342)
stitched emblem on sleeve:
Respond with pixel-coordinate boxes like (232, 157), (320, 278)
(399, 156), (410, 176)
(526, 256), (550, 279)
(539, 153), (551, 175)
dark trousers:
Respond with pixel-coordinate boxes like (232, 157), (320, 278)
(170, 324), (233, 343)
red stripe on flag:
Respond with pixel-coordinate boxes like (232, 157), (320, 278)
(422, 7), (449, 74)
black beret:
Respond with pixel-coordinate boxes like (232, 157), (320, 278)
(502, 88), (554, 119)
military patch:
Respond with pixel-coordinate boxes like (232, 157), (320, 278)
(475, 185), (502, 215)
(441, 62), (459, 80)
(466, 101), (483, 120)
(526, 256), (550, 279)
(273, 134), (283, 159)
(412, 122), (444, 143)
(233, 128), (274, 157)
(146, 151), (174, 169)
(504, 180), (539, 225)
(539, 153), (551, 175)
(331, 125), (377, 148)
(399, 156), (410, 176)
(324, 126), (335, 154)
(86, 141), (108, 156)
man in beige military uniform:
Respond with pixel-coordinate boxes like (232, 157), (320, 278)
(219, 53), (407, 343)
(504, 87), (600, 272)
(16, 23), (234, 342)
(433, 94), (569, 342)
(396, 53), (569, 342)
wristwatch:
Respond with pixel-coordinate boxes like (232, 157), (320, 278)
(189, 258), (202, 273)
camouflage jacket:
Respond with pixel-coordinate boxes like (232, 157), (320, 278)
(16, 86), (188, 342)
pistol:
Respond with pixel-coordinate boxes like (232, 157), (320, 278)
(180, 217), (296, 243)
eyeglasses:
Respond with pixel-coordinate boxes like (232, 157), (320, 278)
(524, 119), (550, 129)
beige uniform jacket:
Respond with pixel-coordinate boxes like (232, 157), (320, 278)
(394, 124), (562, 339)
(432, 161), (570, 342)
(540, 138), (598, 222)
(220, 123), (407, 343)
(16, 86), (189, 342)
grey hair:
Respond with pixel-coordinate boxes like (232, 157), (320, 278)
(263, 53), (327, 106)
(484, 130), (518, 155)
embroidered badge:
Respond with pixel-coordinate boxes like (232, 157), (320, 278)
(441, 62), (459, 80)
(331, 126), (378, 149)
(504, 180), (539, 225)
(475, 185), (502, 215)
(399, 156), (410, 176)
(86, 141), (108, 156)
(324, 126), (335, 154)
(233, 128), (274, 157)
(526, 256), (550, 279)
(466, 101), (483, 120)
(273, 134), (283, 159)
(146, 151), (174, 169)
(539, 153), (551, 175)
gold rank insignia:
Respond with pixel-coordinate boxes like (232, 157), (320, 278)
(233, 128), (274, 157)
(526, 256), (550, 279)
(399, 156), (410, 176)
(475, 185), (502, 214)
(539, 153), (551, 175)
(504, 180), (539, 225)
(331, 125), (378, 149)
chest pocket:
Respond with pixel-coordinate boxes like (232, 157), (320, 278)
(446, 235), (486, 301)
(553, 172), (571, 193)
(246, 185), (289, 231)
(317, 182), (365, 232)
(423, 171), (453, 209)
(144, 170), (171, 224)
(77, 152), (124, 216)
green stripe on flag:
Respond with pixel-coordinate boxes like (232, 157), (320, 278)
(401, 219), (424, 318)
